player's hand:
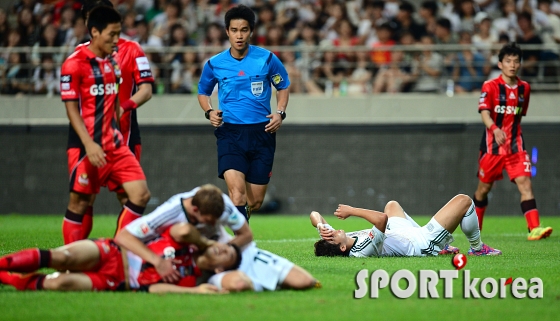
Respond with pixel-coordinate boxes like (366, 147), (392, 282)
(85, 142), (107, 167)
(155, 258), (182, 283)
(209, 110), (223, 127)
(196, 283), (222, 294)
(493, 128), (506, 145)
(265, 113), (282, 133)
(334, 204), (353, 220)
(319, 227), (334, 241)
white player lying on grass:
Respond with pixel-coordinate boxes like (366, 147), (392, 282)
(203, 234), (321, 292)
(311, 194), (502, 257)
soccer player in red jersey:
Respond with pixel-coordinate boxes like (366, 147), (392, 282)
(77, 0), (155, 238)
(0, 222), (222, 293)
(473, 43), (552, 241)
(60, 6), (151, 245)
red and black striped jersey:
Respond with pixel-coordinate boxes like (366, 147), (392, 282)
(478, 75), (530, 155)
(136, 228), (201, 288)
(61, 46), (123, 151)
(75, 39), (154, 147)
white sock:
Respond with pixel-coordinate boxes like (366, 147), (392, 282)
(404, 212), (421, 228)
(461, 201), (482, 251)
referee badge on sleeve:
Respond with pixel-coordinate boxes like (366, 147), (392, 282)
(271, 73), (283, 85)
(251, 81), (263, 97)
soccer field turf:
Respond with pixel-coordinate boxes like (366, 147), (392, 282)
(0, 214), (558, 321)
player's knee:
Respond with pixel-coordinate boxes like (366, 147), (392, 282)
(222, 271), (253, 292)
(43, 273), (74, 291)
(455, 194), (473, 209)
(384, 200), (400, 213)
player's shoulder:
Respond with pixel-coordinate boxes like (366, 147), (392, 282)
(118, 38), (144, 53)
(62, 50), (86, 68)
(207, 48), (231, 63)
(517, 77), (530, 89)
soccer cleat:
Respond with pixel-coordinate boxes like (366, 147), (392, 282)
(527, 226), (553, 241)
(245, 205), (252, 220)
(467, 243), (502, 256)
(438, 244), (460, 255)
(314, 281), (322, 289)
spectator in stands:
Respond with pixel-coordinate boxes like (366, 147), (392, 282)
(170, 50), (200, 94)
(144, 0), (164, 23)
(516, 11), (543, 79)
(198, 21), (228, 61)
(63, 16), (89, 49)
(372, 49), (415, 93)
(135, 17), (164, 48)
(17, 7), (41, 47)
(276, 1), (300, 33)
(472, 12), (498, 57)
(31, 23), (63, 66)
(0, 8), (10, 47)
(263, 23), (286, 57)
(390, 1), (426, 41)
(434, 17), (458, 75)
(452, 31), (487, 93)
(2, 52), (30, 95)
(487, 33), (511, 79)
(151, 0), (186, 43)
(473, 0), (501, 15)
(280, 50), (304, 94)
(307, 43), (346, 95)
(357, 0), (387, 46)
(55, 4), (76, 46)
(412, 35), (444, 93)
(179, 0), (199, 35)
(332, 19), (360, 63)
(122, 10), (139, 40)
(492, 0), (518, 41)
(320, 1), (350, 41)
(1, 30), (23, 65)
(369, 22), (396, 69)
(347, 50), (374, 95)
(537, 0), (560, 44)
(419, 1), (439, 37)
(454, 0), (478, 33)
(253, 4), (275, 45)
(31, 54), (59, 96)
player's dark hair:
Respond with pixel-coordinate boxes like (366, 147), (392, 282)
(225, 5), (256, 31)
(81, 0), (113, 20)
(314, 239), (350, 257)
(498, 42), (523, 62)
(87, 6), (121, 36)
(225, 244), (242, 271)
(192, 184), (225, 218)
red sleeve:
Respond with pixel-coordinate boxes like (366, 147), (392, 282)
(130, 42), (155, 85)
(60, 57), (81, 101)
(478, 81), (493, 113)
(522, 82), (530, 116)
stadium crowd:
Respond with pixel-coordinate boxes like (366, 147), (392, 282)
(0, 0), (559, 96)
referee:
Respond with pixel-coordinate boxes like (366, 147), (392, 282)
(197, 5), (290, 221)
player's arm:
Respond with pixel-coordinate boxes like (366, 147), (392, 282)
(265, 55), (291, 133)
(198, 94), (223, 127)
(65, 101), (106, 167)
(310, 211), (328, 228)
(229, 222), (253, 248)
(481, 110), (506, 145)
(121, 48), (154, 114)
(147, 283), (220, 294)
(334, 205), (388, 233)
(114, 228), (181, 283)
(310, 211), (335, 241)
(197, 61), (222, 127)
(169, 222), (215, 252)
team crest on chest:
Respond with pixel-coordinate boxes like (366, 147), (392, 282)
(251, 80), (263, 97)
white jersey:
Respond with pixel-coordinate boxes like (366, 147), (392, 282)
(125, 187), (246, 242)
(317, 223), (385, 257)
(208, 242), (294, 292)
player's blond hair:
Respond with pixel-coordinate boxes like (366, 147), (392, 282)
(192, 184), (225, 218)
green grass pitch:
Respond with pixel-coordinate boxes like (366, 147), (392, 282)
(0, 214), (558, 321)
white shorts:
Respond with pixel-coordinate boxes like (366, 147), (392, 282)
(208, 245), (294, 292)
(384, 217), (454, 256)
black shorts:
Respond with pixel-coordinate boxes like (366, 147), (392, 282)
(215, 122), (275, 185)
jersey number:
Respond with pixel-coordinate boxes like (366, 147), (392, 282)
(253, 250), (277, 265)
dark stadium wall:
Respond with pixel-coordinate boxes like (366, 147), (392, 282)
(1, 124), (559, 216)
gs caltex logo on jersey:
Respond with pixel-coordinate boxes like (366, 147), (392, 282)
(78, 173), (89, 186)
(271, 73), (283, 85)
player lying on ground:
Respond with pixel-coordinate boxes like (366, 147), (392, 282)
(202, 234), (320, 292)
(0, 222), (228, 293)
(311, 194), (502, 257)
(115, 184), (253, 284)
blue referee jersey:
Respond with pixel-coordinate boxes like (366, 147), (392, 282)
(198, 45), (290, 124)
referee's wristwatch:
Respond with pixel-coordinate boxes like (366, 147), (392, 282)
(204, 109), (214, 120)
(277, 110), (286, 120)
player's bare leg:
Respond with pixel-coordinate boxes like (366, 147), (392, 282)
(245, 182), (267, 215)
(515, 176), (553, 240)
(42, 272), (93, 291)
(63, 192), (94, 244)
(224, 170), (250, 220)
(281, 265), (320, 290)
(474, 180), (493, 231)
(220, 271), (254, 292)
(115, 180), (150, 234)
